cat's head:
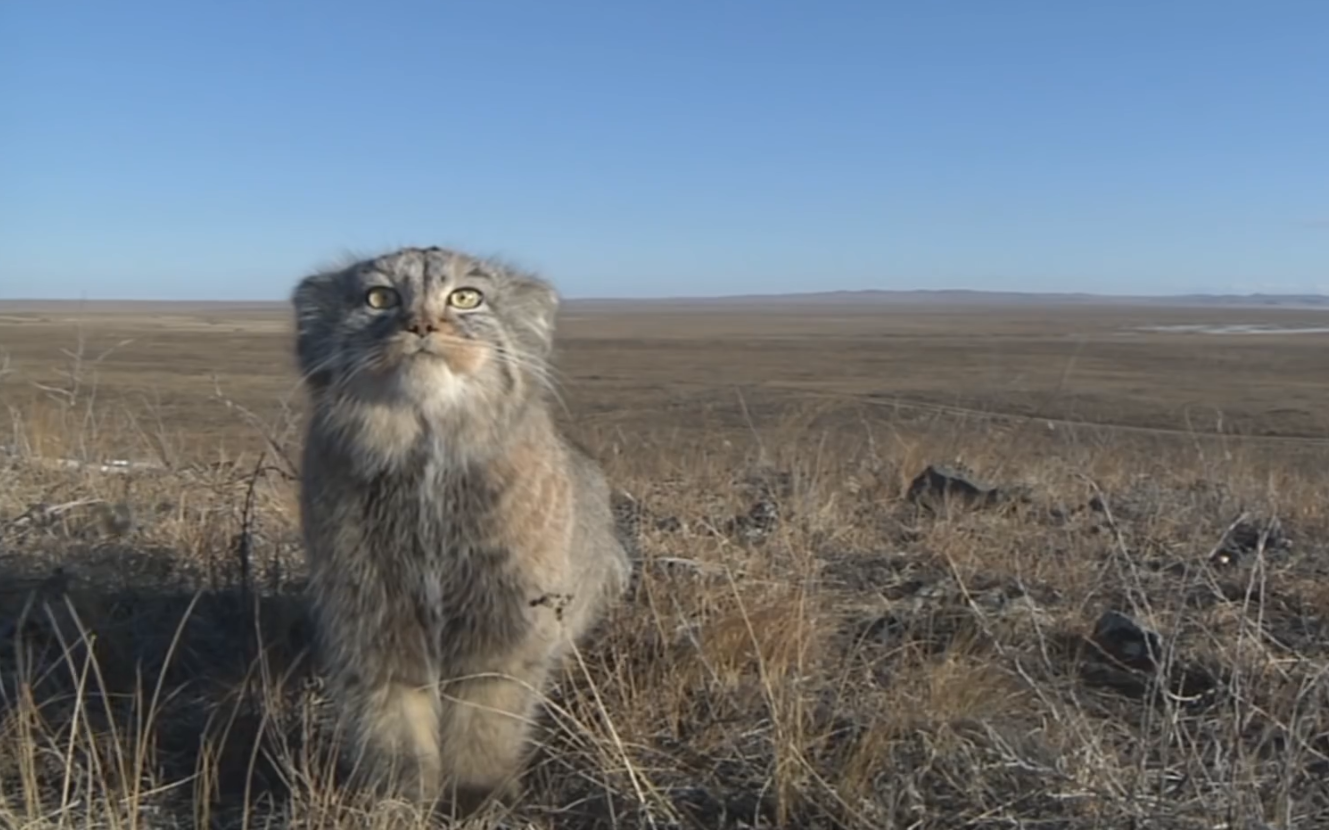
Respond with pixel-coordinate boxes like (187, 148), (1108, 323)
(291, 247), (558, 419)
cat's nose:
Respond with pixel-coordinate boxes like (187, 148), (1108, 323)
(404, 318), (438, 336)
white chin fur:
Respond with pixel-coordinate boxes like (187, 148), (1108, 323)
(398, 359), (467, 411)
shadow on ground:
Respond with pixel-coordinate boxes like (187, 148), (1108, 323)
(0, 538), (318, 826)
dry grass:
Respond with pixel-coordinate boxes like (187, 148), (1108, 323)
(2, 300), (1329, 828)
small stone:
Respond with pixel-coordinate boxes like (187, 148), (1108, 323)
(906, 464), (1001, 511)
(1091, 610), (1163, 673)
(1212, 517), (1291, 566)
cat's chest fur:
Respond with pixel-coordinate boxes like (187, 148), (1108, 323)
(359, 453), (529, 663)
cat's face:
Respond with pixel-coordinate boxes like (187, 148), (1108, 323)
(292, 247), (558, 416)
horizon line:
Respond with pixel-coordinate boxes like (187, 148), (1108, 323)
(3, 287), (1329, 305)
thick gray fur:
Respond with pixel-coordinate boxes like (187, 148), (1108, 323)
(290, 246), (631, 812)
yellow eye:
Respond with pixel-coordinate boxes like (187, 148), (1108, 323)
(365, 286), (399, 310)
(448, 288), (484, 310)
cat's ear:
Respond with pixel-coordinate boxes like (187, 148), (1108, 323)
(508, 274), (560, 354)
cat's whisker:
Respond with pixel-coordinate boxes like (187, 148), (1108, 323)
(301, 350), (349, 385)
(493, 345), (569, 412)
(331, 350), (390, 394)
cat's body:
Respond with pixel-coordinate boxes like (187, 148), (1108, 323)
(292, 247), (630, 811)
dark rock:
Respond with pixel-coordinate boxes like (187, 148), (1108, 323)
(1090, 610), (1163, 673)
(1077, 626), (1223, 708)
(1169, 662), (1221, 704)
(1228, 517), (1289, 552)
(906, 464), (1001, 512)
(1211, 516), (1291, 566)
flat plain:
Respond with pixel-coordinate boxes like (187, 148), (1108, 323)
(2, 298), (1328, 828)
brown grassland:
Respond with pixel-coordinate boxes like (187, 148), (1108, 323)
(2, 299), (1328, 828)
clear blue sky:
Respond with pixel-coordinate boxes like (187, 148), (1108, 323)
(2, 1), (1326, 301)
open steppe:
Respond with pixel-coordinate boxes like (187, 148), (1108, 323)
(2, 298), (1329, 828)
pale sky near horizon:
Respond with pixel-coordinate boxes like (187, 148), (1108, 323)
(2, 1), (1326, 301)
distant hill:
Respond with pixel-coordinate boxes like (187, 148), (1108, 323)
(565, 289), (1329, 310)
(0, 299), (288, 315)
(2, 290), (1328, 313)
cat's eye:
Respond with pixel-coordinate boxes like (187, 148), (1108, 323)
(448, 288), (484, 310)
(365, 286), (399, 310)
